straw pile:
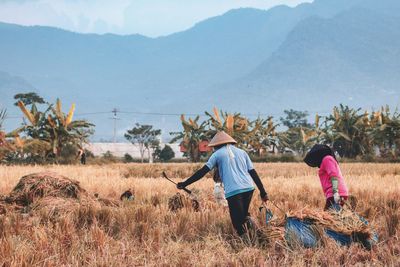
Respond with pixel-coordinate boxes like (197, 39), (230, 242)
(168, 192), (200, 212)
(259, 226), (286, 241)
(7, 172), (90, 206)
(287, 207), (373, 237)
(168, 193), (184, 212)
(1, 172), (118, 219)
(30, 197), (81, 219)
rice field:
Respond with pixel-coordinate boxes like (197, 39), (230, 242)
(0, 163), (399, 266)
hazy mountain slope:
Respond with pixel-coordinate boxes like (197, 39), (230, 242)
(0, 1), (362, 107)
(215, 4), (400, 113)
(0, 71), (37, 107)
(1, 0), (398, 138)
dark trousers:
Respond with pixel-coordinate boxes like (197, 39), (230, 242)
(226, 190), (254, 235)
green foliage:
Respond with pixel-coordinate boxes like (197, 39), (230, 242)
(124, 153), (134, 163)
(125, 123), (161, 163)
(9, 93), (95, 164)
(158, 145), (175, 162)
(59, 143), (79, 164)
(14, 92), (45, 107)
(326, 105), (371, 158)
(174, 105), (400, 160)
(280, 109), (312, 129)
(102, 151), (115, 159)
(367, 106), (400, 158)
(170, 115), (208, 162)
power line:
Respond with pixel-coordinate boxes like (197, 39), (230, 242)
(3, 105), (396, 120)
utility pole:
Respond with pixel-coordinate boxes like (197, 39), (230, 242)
(110, 108), (120, 143)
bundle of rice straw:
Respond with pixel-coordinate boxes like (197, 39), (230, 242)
(7, 172), (89, 206)
(287, 207), (373, 237)
(30, 197), (81, 220)
(168, 192), (200, 212)
(168, 193), (184, 212)
(3, 172), (118, 218)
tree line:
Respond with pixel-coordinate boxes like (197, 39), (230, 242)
(1, 92), (399, 163)
(172, 106), (400, 162)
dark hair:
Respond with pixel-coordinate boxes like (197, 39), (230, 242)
(304, 144), (338, 168)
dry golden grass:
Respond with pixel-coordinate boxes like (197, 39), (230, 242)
(0, 163), (399, 266)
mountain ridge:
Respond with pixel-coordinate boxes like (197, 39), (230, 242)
(0, 0), (399, 139)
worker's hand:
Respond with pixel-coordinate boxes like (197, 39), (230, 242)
(261, 193), (269, 203)
(333, 192), (340, 203)
(177, 182), (186, 190)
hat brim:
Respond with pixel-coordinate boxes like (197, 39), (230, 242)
(208, 140), (237, 147)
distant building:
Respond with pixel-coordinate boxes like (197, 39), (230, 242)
(84, 142), (184, 158)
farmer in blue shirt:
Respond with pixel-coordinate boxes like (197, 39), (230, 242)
(177, 131), (269, 238)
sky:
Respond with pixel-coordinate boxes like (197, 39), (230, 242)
(0, 0), (311, 37)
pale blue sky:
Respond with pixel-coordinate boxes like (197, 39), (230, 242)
(0, 0), (311, 37)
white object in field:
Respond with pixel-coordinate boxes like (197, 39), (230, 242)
(214, 182), (227, 206)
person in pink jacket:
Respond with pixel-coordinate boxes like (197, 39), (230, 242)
(304, 144), (349, 210)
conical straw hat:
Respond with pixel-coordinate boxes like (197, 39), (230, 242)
(208, 131), (237, 147)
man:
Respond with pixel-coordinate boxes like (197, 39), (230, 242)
(177, 131), (269, 239)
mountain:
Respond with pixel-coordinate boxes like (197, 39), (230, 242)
(0, 0), (399, 139)
(218, 0), (400, 112)
(0, 71), (37, 107)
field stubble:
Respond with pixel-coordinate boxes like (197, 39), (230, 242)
(0, 163), (399, 266)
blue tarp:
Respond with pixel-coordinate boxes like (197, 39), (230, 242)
(285, 217), (321, 248)
(284, 216), (378, 250)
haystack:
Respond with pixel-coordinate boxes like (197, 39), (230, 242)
(30, 196), (81, 219)
(7, 172), (90, 206)
(2, 172), (118, 219)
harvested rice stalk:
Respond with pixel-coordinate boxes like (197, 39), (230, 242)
(168, 192), (200, 212)
(286, 207), (374, 237)
(168, 193), (184, 212)
(7, 172), (88, 206)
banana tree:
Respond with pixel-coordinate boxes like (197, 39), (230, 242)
(278, 114), (322, 156)
(17, 98), (94, 162)
(205, 107), (251, 147)
(325, 105), (372, 158)
(368, 106), (400, 158)
(247, 116), (279, 156)
(46, 99), (94, 158)
(170, 115), (208, 162)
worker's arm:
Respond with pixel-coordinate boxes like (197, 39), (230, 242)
(331, 177), (339, 193)
(177, 165), (210, 189)
(331, 177), (340, 203)
(248, 169), (268, 201)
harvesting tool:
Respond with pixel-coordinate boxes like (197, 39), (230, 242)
(162, 171), (192, 195)
(259, 202), (274, 225)
(259, 200), (286, 225)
